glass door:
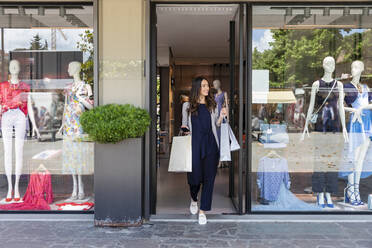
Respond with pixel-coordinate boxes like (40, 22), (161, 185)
(229, 3), (245, 214)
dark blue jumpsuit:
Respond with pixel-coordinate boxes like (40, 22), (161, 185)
(188, 104), (219, 211)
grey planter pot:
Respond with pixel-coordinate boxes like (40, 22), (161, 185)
(94, 138), (143, 227)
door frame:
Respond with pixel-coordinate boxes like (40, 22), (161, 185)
(148, 1), (248, 215)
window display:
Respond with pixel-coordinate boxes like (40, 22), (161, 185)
(0, 4), (94, 211)
(252, 5), (372, 212)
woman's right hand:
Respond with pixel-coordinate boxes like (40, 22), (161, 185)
(181, 125), (190, 135)
(220, 107), (227, 119)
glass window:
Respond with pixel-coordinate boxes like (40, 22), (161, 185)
(0, 4), (94, 211)
(252, 5), (372, 212)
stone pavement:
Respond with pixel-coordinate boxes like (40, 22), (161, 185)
(0, 221), (372, 248)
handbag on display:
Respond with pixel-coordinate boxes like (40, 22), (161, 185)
(168, 135), (192, 172)
(220, 118), (241, 162)
(309, 80), (336, 124)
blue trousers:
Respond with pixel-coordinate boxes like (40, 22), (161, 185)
(188, 152), (219, 211)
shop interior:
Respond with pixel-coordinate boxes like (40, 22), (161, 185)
(155, 4), (243, 214)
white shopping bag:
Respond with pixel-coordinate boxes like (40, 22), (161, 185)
(220, 121), (241, 161)
(168, 135), (192, 172)
(228, 124), (240, 151)
(220, 121), (232, 161)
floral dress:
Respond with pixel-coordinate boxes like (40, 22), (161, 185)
(62, 82), (93, 175)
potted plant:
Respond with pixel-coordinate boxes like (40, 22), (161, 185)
(81, 104), (151, 226)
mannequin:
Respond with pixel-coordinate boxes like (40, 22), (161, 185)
(0, 59), (39, 202)
(59, 61), (93, 201)
(213, 79), (229, 122)
(213, 79), (229, 168)
(301, 56), (348, 208)
(342, 61), (372, 206)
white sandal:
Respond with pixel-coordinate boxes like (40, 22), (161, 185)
(198, 212), (207, 225)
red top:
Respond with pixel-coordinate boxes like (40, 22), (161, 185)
(0, 81), (30, 116)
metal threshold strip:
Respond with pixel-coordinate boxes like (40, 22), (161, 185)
(150, 214), (372, 223)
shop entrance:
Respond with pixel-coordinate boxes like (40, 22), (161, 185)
(149, 3), (248, 216)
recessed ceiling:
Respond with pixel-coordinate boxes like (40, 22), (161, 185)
(157, 4), (239, 66)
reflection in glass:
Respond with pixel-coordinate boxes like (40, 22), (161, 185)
(252, 5), (372, 212)
(0, 4), (94, 211)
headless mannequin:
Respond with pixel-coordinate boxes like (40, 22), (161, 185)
(301, 56), (348, 207)
(1, 60), (39, 202)
(213, 80), (229, 121)
(60, 62), (93, 200)
(344, 61), (371, 205)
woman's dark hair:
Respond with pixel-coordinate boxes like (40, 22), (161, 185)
(188, 76), (216, 115)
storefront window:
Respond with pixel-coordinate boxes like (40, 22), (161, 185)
(252, 5), (372, 212)
(0, 4), (94, 211)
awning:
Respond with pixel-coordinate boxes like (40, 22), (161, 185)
(253, 90), (296, 104)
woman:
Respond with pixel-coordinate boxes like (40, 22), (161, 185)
(181, 76), (227, 225)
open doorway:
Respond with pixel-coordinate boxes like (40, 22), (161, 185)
(153, 4), (245, 215)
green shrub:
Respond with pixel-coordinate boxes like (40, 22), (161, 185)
(80, 104), (151, 144)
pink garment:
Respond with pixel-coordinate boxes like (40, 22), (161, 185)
(0, 171), (53, 210)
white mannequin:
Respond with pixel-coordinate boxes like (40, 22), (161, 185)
(60, 61), (93, 200)
(301, 56), (348, 207)
(213, 79), (229, 168)
(213, 79), (229, 121)
(1, 59), (39, 202)
(344, 61), (371, 205)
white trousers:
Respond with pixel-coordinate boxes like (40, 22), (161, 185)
(2, 109), (27, 177)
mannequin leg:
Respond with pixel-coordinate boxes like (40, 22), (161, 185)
(324, 172), (338, 207)
(78, 174), (85, 200)
(346, 172), (356, 202)
(2, 112), (13, 200)
(354, 139), (369, 204)
(71, 174), (78, 200)
(325, 192), (333, 205)
(317, 192), (325, 205)
(14, 111), (26, 200)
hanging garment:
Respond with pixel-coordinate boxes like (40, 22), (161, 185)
(0, 171), (53, 210)
(339, 83), (372, 178)
(312, 79), (339, 131)
(257, 156), (290, 202)
(62, 82), (93, 175)
(253, 182), (322, 211)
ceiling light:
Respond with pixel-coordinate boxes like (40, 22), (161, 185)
(38, 6), (45, 16)
(343, 7), (350, 16)
(59, 6), (65, 17)
(18, 6), (25, 15)
(363, 7), (370, 16)
(285, 7), (292, 16)
(323, 7), (330, 16)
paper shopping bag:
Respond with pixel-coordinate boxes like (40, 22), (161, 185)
(228, 124), (240, 151)
(168, 135), (192, 172)
(220, 122), (231, 161)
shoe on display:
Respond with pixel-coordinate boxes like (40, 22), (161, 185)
(190, 200), (198, 215)
(198, 213), (207, 225)
(78, 192), (85, 200)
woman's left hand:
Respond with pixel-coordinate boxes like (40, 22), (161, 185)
(220, 107), (227, 119)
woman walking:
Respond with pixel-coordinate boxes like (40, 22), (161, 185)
(181, 76), (227, 224)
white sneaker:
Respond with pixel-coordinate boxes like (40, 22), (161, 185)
(190, 200), (198, 215)
(198, 213), (207, 225)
